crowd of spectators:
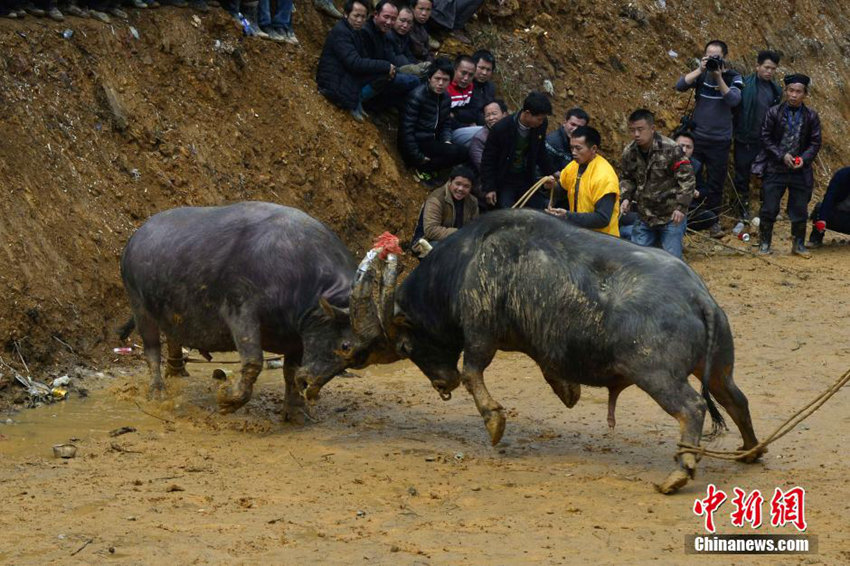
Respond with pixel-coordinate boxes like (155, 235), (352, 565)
(317, 12), (833, 260)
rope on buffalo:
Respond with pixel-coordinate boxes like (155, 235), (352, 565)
(180, 355), (283, 364)
(677, 366), (850, 461)
(685, 227), (808, 279)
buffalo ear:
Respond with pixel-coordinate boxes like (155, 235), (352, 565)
(318, 297), (349, 321)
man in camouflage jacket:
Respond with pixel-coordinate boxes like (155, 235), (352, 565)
(619, 109), (695, 259)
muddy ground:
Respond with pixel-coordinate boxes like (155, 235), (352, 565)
(1, 242), (848, 565)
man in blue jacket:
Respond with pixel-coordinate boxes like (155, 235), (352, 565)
(676, 40), (743, 237)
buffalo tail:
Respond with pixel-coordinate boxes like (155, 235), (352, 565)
(699, 298), (727, 436)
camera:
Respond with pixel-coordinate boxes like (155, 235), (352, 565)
(705, 55), (724, 71)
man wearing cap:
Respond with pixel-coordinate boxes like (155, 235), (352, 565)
(753, 74), (821, 257)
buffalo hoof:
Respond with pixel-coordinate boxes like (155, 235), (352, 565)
(304, 384), (322, 401)
(217, 383), (252, 414)
(737, 444), (767, 463)
(283, 396), (309, 425)
(655, 468), (692, 495)
(484, 408), (506, 446)
(147, 382), (167, 401)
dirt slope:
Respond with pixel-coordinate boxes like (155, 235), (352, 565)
(0, 0), (849, 377)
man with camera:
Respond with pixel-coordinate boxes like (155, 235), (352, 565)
(676, 40), (744, 238)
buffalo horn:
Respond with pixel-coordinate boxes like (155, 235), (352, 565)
(350, 249), (383, 343)
(379, 254), (399, 336)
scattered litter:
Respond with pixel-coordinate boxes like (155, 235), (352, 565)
(129, 26), (139, 40)
(52, 376), (71, 387)
(407, 486), (418, 496)
(266, 359), (283, 369)
(667, 50), (678, 58)
(53, 444), (77, 459)
(424, 455), (436, 462)
(356, 510), (366, 518)
(656, 0), (667, 9)
(542, 79), (554, 96)
(211, 369), (227, 381)
(454, 452), (465, 462)
(166, 484), (185, 492)
(113, 347), (134, 355)
(61, 29), (74, 40)
(109, 426), (137, 437)
(192, 15), (202, 28)
(130, 168), (141, 181)
(51, 387), (68, 400)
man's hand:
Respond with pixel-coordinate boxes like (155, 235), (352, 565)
(792, 156), (804, 170)
(620, 199), (631, 215)
(389, 64), (397, 79)
(485, 191), (497, 206)
(694, 189), (700, 199)
(671, 209), (685, 225)
(542, 175), (558, 190)
(545, 207), (567, 218)
(783, 153), (796, 168)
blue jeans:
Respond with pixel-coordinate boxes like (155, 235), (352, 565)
(259, 0), (292, 30)
(631, 218), (687, 259)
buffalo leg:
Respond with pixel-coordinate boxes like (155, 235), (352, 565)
(282, 355), (308, 425)
(638, 373), (707, 494)
(136, 313), (164, 399)
(218, 314), (263, 414)
(462, 347), (504, 446)
(542, 370), (581, 409)
(164, 339), (189, 378)
(705, 365), (763, 462)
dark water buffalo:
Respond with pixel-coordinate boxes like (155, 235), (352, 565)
(339, 209), (763, 494)
(120, 202), (376, 421)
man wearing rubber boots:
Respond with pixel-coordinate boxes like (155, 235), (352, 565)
(753, 74), (821, 257)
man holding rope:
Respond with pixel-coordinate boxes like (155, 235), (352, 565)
(545, 126), (620, 237)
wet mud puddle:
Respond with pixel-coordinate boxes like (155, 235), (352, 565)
(0, 396), (161, 459)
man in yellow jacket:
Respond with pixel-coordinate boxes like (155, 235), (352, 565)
(545, 126), (620, 237)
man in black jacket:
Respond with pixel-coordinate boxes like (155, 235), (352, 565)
(545, 107), (589, 171)
(398, 58), (468, 174)
(754, 74), (822, 257)
(316, 0), (392, 121)
(480, 92), (558, 209)
(360, 0), (419, 109)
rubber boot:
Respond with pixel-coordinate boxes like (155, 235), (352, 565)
(791, 222), (811, 258)
(758, 221), (773, 254)
(808, 220), (825, 249)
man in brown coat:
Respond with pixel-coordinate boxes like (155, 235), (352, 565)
(422, 165), (479, 241)
(411, 166), (479, 257)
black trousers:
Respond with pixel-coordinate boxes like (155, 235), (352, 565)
(759, 171), (812, 224)
(812, 202), (850, 235)
(417, 139), (468, 173)
(497, 173), (548, 210)
(732, 140), (761, 214)
(693, 138), (732, 217)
